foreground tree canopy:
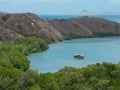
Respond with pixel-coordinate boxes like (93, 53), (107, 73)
(0, 37), (48, 89)
(40, 62), (120, 90)
(0, 37), (120, 90)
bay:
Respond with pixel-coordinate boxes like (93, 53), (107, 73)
(27, 37), (120, 73)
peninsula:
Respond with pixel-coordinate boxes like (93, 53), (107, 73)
(0, 12), (120, 42)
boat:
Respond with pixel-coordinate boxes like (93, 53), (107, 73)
(74, 54), (84, 59)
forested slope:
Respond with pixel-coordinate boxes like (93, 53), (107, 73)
(40, 62), (120, 90)
(0, 37), (48, 89)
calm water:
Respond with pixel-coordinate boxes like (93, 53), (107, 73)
(28, 37), (120, 73)
(39, 15), (120, 23)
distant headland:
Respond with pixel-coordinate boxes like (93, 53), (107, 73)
(0, 12), (120, 42)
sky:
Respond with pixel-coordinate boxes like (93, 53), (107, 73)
(0, 0), (120, 15)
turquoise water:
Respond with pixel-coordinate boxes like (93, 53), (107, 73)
(28, 37), (120, 73)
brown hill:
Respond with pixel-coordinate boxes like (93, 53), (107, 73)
(0, 12), (63, 42)
(48, 16), (120, 38)
(75, 16), (120, 34)
(47, 18), (93, 37)
(0, 12), (120, 42)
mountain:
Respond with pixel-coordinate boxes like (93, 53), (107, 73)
(0, 12), (120, 42)
(48, 16), (120, 38)
(0, 12), (63, 42)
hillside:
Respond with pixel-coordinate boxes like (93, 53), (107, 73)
(0, 12), (120, 42)
(48, 16), (120, 38)
(0, 12), (63, 42)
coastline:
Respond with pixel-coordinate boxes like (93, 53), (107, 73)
(28, 36), (120, 73)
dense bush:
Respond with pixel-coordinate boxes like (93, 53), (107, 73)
(1, 14), (10, 21)
(0, 37), (48, 70)
(0, 37), (48, 89)
(62, 33), (81, 40)
(39, 63), (120, 90)
(93, 32), (117, 37)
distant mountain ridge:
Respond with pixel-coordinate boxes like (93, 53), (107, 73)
(0, 12), (120, 42)
(47, 16), (120, 39)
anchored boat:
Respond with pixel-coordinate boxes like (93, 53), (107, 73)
(74, 54), (84, 59)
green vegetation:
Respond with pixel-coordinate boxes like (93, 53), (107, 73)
(93, 32), (117, 37)
(63, 33), (82, 40)
(0, 37), (120, 90)
(62, 32), (117, 40)
(39, 62), (120, 90)
(62, 32), (119, 40)
(1, 14), (10, 21)
(0, 37), (48, 89)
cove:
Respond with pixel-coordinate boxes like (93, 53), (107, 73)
(27, 37), (120, 73)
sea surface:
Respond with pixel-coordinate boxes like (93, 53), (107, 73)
(39, 15), (120, 23)
(28, 37), (120, 73)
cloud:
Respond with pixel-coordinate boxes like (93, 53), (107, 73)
(39, 0), (70, 3)
(103, 11), (120, 15)
(79, 10), (96, 15)
(110, 0), (120, 4)
(0, 0), (70, 4)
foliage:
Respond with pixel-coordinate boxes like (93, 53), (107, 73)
(1, 14), (10, 21)
(62, 32), (118, 40)
(39, 63), (120, 90)
(62, 33), (82, 40)
(0, 37), (48, 89)
(15, 37), (49, 55)
(93, 32), (117, 37)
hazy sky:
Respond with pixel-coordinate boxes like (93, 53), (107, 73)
(0, 0), (120, 15)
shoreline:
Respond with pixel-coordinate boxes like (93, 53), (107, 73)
(28, 36), (120, 73)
